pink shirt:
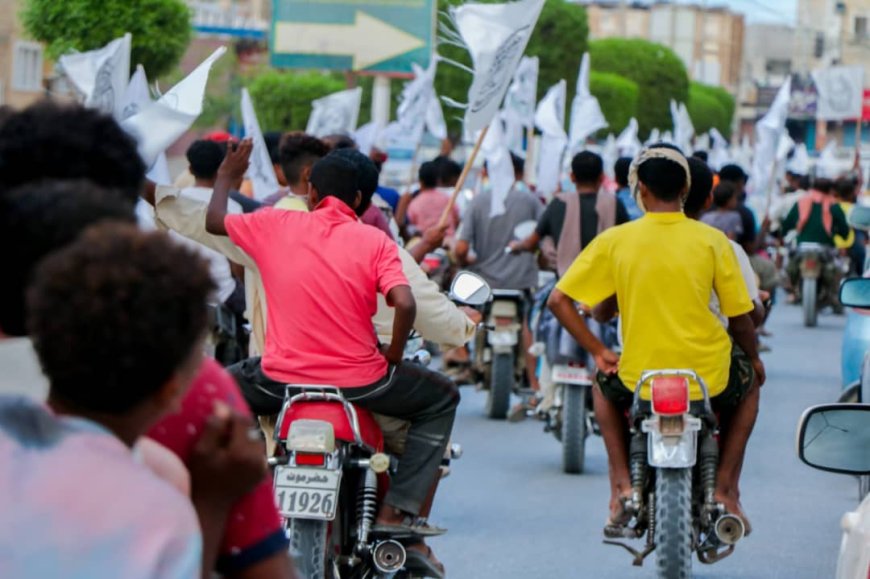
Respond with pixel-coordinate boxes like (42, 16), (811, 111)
(225, 197), (408, 387)
(407, 188), (459, 236)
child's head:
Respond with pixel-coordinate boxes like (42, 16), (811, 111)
(186, 139), (226, 183)
(683, 157), (715, 218)
(308, 154), (362, 211)
(330, 148), (380, 216)
(279, 131), (329, 188)
(635, 144), (689, 204)
(28, 223), (214, 425)
(712, 182), (738, 210)
(570, 151), (605, 189)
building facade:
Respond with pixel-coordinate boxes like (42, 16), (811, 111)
(582, 1), (745, 92)
(0, 0), (50, 108)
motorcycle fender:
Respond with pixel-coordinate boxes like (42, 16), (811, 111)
(800, 258), (822, 279)
(642, 416), (702, 468)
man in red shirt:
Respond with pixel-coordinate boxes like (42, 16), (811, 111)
(206, 141), (460, 540)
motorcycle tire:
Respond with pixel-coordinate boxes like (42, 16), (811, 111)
(562, 384), (588, 474)
(654, 468), (693, 579)
(485, 352), (513, 419)
(802, 277), (818, 327)
(289, 519), (331, 579)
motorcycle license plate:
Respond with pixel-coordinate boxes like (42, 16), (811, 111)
(273, 466), (341, 521)
(551, 364), (591, 385)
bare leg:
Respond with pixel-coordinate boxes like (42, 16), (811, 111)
(592, 385), (632, 521)
(523, 321), (540, 392)
(715, 383), (760, 533)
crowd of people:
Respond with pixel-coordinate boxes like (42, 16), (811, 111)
(0, 96), (864, 578)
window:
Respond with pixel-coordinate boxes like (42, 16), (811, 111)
(12, 41), (43, 92)
(856, 16), (868, 40)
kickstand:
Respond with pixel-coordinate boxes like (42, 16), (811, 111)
(603, 540), (656, 567)
(697, 545), (735, 565)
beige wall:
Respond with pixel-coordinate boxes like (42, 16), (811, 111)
(0, 0), (50, 109)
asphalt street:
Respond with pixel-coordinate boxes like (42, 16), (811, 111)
(431, 302), (858, 578)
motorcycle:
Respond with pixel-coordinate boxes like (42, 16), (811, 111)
(604, 370), (745, 578)
(268, 272), (492, 579)
(794, 242), (848, 327)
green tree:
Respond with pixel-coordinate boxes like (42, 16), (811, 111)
(589, 71), (638, 135)
(245, 70), (345, 132)
(588, 38), (689, 137)
(434, 0), (588, 135)
(22, 0), (191, 79)
(687, 83), (729, 137)
(690, 81), (735, 135)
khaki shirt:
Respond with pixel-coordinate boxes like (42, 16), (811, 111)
(153, 187), (475, 355)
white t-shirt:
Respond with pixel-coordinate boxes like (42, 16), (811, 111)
(0, 338), (47, 399)
(710, 240), (760, 326)
(0, 397), (202, 579)
(137, 196), (237, 304)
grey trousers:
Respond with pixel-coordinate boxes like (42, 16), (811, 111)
(228, 358), (460, 515)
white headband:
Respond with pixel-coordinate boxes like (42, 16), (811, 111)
(628, 147), (692, 213)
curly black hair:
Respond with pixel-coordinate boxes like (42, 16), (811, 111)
(329, 148), (379, 216)
(0, 101), (145, 202)
(279, 131), (329, 185)
(0, 180), (137, 337)
(27, 223), (215, 414)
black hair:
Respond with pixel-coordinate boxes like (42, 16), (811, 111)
(330, 148), (379, 216)
(684, 157), (715, 217)
(310, 155), (360, 208)
(692, 150), (709, 163)
(571, 151), (604, 184)
(434, 156), (462, 187)
(811, 177), (835, 193)
(614, 157), (632, 187)
(0, 180), (137, 337)
(28, 224), (214, 414)
(186, 139), (225, 181)
(719, 164), (748, 185)
(323, 134), (357, 151)
(0, 101), (144, 202)
(636, 144), (688, 202)
(263, 131), (283, 165)
(279, 132), (330, 184)
(712, 182), (738, 209)
(510, 153), (525, 177)
(419, 160), (440, 189)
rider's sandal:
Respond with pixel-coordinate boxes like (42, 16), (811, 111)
(603, 496), (634, 538)
(372, 517), (447, 538)
(404, 543), (446, 579)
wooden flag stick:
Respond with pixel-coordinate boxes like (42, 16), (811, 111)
(438, 125), (489, 228)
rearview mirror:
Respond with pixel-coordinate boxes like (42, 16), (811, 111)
(449, 271), (492, 307)
(839, 278), (870, 308)
(797, 404), (870, 475)
(849, 205), (870, 231)
(513, 220), (537, 240)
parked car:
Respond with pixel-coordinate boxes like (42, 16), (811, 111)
(839, 207), (870, 402)
(796, 403), (870, 579)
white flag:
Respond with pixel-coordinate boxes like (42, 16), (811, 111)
(601, 133), (618, 180)
(121, 65), (171, 185)
(812, 65), (864, 121)
(534, 80), (568, 197)
(815, 140), (840, 179)
(786, 142), (810, 176)
(122, 47), (226, 169)
(645, 128), (661, 146)
(670, 100), (695, 154)
(502, 56), (540, 154)
(568, 53), (608, 150)
(59, 33), (132, 120)
(306, 87), (362, 138)
(709, 128), (731, 170)
(616, 118), (642, 158)
(751, 77), (792, 198)
(354, 121), (382, 157)
(452, 0), (545, 135)
(241, 88), (281, 201)
(427, 96), (448, 141)
(480, 118), (516, 218)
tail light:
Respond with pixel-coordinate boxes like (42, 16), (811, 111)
(295, 452), (327, 467)
(651, 377), (690, 416)
(494, 316), (515, 327)
(288, 420), (335, 453)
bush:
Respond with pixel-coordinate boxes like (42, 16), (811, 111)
(435, 0), (588, 136)
(589, 38), (689, 137)
(690, 82), (735, 137)
(687, 84), (729, 136)
(246, 71), (345, 132)
(589, 71), (638, 135)
(23, 0), (192, 79)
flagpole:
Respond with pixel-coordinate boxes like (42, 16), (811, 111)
(438, 126), (489, 227)
(524, 126), (536, 184)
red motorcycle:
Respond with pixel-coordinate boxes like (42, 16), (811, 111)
(268, 272), (492, 579)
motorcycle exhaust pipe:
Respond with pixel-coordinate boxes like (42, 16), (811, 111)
(372, 540), (406, 574)
(714, 514), (745, 545)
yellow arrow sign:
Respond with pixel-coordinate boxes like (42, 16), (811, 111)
(274, 11), (425, 71)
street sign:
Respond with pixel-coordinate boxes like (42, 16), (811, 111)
(270, 0), (435, 75)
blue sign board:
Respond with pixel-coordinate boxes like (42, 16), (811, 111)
(270, 0), (435, 75)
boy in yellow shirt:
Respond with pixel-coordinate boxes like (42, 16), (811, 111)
(547, 145), (764, 534)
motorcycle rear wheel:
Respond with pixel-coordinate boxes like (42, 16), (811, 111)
(654, 468), (693, 579)
(561, 384), (588, 474)
(802, 277), (818, 327)
(289, 519), (334, 579)
(485, 352), (514, 419)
